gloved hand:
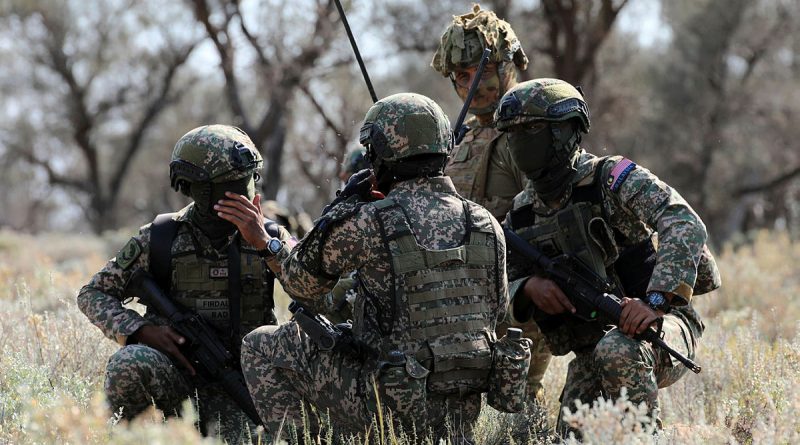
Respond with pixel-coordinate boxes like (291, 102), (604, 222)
(322, 169), (376, 215)
(338, 168), (374, 201)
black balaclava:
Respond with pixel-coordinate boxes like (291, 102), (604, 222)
(189, 175), (256, 248)
(507, 120), (582, 203)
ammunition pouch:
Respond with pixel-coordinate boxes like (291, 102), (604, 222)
(367, 354), (430, 417)
(486, 331), (532, 413)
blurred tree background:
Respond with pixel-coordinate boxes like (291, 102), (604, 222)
(0, 0), (797, 246)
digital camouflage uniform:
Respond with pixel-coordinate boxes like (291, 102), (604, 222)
(431, 4), (552, 400)
(496, 79), (721, 436)
(322, 148), (373, 324)
(241, 94), (510, 442)
(77, 125), (291, 443)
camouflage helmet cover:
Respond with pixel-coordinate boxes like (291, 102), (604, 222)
(359, 93), (451, 171)
(431, 3), (528, 77)
(170, 125), (263, 189)
(494, 78), (591, 132)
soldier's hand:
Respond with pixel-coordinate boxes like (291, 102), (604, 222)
(339, 168), (375, 200)
(619, 297), (662, 337)
(130, 325), (196, 376)
(215, 192), (270, 249)
(523, 276), (576, 315)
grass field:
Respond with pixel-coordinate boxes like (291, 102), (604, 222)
(1, 229), (798, 444)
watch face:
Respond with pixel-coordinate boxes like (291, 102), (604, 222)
(649, 293), (666, 306)
(268, 238), (283, 254)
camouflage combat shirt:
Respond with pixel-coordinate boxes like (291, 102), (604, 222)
(77, 203), (291, 347)
(445, 118), (527, 220)
(271, 176), (509, 352)
(507, 150), (712, 319)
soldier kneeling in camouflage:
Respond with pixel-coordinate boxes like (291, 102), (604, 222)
(494, 79), (721, 436)
(78, 125), (293, 443)
(216, 93), (530, 442)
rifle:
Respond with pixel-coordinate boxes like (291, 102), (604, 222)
(124, 268), (263, 424)
(453, 48), (492, 145)
(503, 227), (702, 374)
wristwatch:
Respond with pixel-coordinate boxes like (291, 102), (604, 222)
(644, 291), (671, 313)
(258, 238), (284, 258)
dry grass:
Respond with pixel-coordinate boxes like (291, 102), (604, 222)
(1, 228), (798, 444)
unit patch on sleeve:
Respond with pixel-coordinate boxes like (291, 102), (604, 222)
(115, 238), (142, 270)
(607, 158), (637, 192)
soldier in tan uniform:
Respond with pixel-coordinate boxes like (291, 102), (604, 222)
(431, 4), (552, 401)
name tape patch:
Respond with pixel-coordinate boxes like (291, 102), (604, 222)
(209, 267), (229, 278)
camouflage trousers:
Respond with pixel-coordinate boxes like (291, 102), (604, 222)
(104, 344), (256, 444)
(241, 322), (482, 443)
(497, 318), (552, 402)
(555, 313), (699, 437)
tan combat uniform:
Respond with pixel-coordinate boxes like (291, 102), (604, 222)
(445, 119), (552, 400)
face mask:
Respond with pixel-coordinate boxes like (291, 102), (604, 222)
(507, 122), (580, 202)
(190, 175), (256, 242)
(506, 123), (554, 178)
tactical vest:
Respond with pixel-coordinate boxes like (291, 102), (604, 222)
(508, 186), (618, 354)
(445, 125), (512, 219)
(149, 214), (277, 349)
(372, 198), (501, 395)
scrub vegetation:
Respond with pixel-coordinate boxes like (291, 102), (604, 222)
(1, 229), (798, 444)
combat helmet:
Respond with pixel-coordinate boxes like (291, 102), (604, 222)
(495, 79), (591, 202)
(431, 4), (528, 77)
(169, 125), (263, 196)
(495, 78), (590, 132)
(343, 148), (369, 175)
(359, 93), (451, 183)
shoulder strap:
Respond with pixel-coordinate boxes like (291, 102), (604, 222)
(149, 213), (179, 291)
(571, 157), (608, 206)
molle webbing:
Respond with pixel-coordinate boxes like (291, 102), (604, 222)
(408, 319), (489, 340)
(374, 197), (497, 392)
(405, 268), (488, 287)
(408, 284), (488, 304)
(408, 302), (488, 320)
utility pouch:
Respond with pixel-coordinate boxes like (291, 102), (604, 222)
(487, 328), (532, 413)
(367, 352), (429, 417)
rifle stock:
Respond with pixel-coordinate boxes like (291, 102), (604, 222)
(503, 227), (701, 374)
(125, 269), (263, 424)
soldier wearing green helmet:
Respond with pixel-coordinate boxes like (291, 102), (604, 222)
(77, 124), (294, 443)
(496, 79), (721, 436)
(232, 93), (519, 442)
(432, 4), (553, 406)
